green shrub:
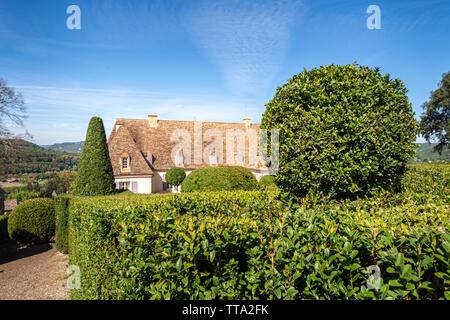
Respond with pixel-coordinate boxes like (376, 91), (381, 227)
(8, 198), (55, 246)
(262, 64), (418, 200)
(0, 215), (9, 243)
(73, 117), (116, 196)
(7, 190), (39, 203)
(55, 196), (71, 253)
(258, 175), (278, 191)
(402, 164), (450, 198)
(116, 190), (135, 197)
(181, 166), (258, 192)
(68, 166), (449, 299)
(166, 167), (186, 189)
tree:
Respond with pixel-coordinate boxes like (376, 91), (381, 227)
(73, 117), (116, 196)
(0, 78), (28, 165)
(40, 171), (77, 197)
(420, 71), (449, 154)
(165, 167), (186, 192)
(262, 64), (418, 200)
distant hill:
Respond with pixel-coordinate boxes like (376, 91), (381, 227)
(410, 143), (449, 163)
(41, 141), (84, 155)
(0, 139), (80, 179)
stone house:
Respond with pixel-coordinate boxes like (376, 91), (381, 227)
(107, 115), (270, 193)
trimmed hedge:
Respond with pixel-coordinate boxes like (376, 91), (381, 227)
(262, 64), (418, 200)
(8, 198), (55, 246)
(0, 214), (9, 243)
(55, 196), (71, 253)
(73, 117), (116, 196)
(68, 166), (449, 299)
(181, 166), (258, 192)
(258, 175), (278, 191)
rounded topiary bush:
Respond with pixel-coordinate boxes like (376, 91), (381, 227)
(166, 167), (186, 188)
(181, 166), (258, 192)
(262, 64), (418, 199)
(258, 175), (278, 191)
(8, 198), (55, 246)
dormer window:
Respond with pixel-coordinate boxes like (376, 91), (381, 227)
(122, 158), (129, 169)
(121, 152), (131, 172)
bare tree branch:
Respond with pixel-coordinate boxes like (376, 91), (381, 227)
(0, 78), (29, 165)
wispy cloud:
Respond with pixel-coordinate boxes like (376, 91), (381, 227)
(16, 85), (265, 144)
(184, 0), (302, 95)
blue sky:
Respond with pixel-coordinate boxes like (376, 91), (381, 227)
(0, 0), (449, 144)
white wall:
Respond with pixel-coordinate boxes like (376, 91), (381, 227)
(115, 177), (152, 194)
(115, 169), (268, 194)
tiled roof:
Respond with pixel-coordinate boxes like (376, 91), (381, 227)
(5, 199), (17, 212)
(107, 117), (267, 176)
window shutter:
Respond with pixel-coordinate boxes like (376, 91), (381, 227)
(132, 182), (138, 193)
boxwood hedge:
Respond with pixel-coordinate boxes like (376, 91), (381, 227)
(67, 166), (449, 299)
(8, 198), (55, 246)
(262, 64), (418, 200)
(181, 166), (258, 192)
(55, 195), (71, 253)
(258, 175), (278, 191)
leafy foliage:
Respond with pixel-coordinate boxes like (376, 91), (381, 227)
(8, 198), (55, 246)
(6, 190), (38, 203)
(73, 117), (116, 196)
(40, 171), (77, 197)
(181, 166), (258, 192)
(165, 167), (186, 187)
(262, 64), (418, 200)
(258, 175), (278, 191)
(420, 71), (450, 154)
(67, 165), (449, 300)
(55, 196), (71, 253)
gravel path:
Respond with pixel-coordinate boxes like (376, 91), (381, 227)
(0, 242), (70, 300)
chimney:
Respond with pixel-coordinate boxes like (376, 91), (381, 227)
(148, 114), (158, 128)
(243, 117), (251, 130)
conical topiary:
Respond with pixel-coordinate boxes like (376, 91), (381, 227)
(73, 117), (116, 196)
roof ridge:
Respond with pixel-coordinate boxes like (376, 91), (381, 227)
(115, 118), (261, 125)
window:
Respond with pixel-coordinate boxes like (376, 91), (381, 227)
(119, 182), (130, 190)
(121, 153), (131, 172)
(122, 157), (128, 169)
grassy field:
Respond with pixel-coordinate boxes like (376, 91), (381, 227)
(0, 182), (25, 188)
